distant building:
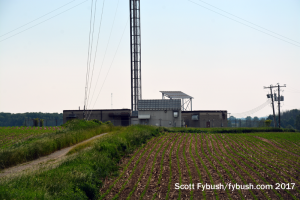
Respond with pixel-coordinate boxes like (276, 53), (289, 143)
(63, 91), (227, 128)
(131, 99), (182, 127)
(182, 110), (227, 128)
(63, 109), (131, 126)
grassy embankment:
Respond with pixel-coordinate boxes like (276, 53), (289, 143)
(0, 119), (116, 169)
(0, 126), (64, 150)
(0, 122), (162, 200)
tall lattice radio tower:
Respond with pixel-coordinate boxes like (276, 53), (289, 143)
(130, 0), (142, 112)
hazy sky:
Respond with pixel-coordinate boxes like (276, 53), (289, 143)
(0, 0), (299, 118)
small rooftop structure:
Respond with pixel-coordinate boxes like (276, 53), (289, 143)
(160, 91), (193, 111)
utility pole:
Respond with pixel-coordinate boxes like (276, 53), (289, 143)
(276, 83), (286, 128)
(83, 105), (86, 120)
(264, 84), (286, 128)
(264, 85), (276, 127)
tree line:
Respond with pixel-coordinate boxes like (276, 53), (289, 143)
(0, 112), (63, 127)
(266, 109), (300, 130)
(228, 109), (300, 130)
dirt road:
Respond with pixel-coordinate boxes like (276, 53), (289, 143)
(0, 133), (107, 178)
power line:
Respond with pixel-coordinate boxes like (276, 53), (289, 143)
(86, 0), (106, 111)
(231, 99), (271, 118)
(0, 0), (89, 43)
(84, 0), (95, 119)
(85, 0), (99, 109)
(0, 0), (77, 38)
(196, 0), (300, 45)
(86, 0), (120, 110)
(186, 0), (300, 48)
(87, 19), (129, 120)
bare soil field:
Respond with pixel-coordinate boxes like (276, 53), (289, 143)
(99, 132), (300, 200)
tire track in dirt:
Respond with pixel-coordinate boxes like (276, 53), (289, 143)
(272, 139), (300, 156)
(254, 136), (300, 159)
(221, 135), (283, 199)
(226, 135), (300, 199)
(238, 135), (300, 176)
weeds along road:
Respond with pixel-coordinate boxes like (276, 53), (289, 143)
(0, 133), (107, 178)
(99, 132), (300, 200)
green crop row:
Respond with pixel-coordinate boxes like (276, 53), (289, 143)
(189, 134), (206, 199)
(183, 134), (193, 199)
(196, 134), (219, 199)
(166, 133), (180, 199)
(152, 133), (178, 199)
(176, 134), (185, 199)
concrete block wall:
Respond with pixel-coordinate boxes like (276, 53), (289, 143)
(138, 110), (182, 127)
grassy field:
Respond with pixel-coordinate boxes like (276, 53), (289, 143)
(0, 120), (116, 169)
(0, 124), (299, 199)
(0, 126), (64, 149)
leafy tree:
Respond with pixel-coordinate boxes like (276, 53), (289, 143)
(265, 119), (272, 127)
(227, 120), (232, 127)
(258, 118), (265, 127)
(253, 116), (259, 127)
(245, 116), (252, 127)
(253, 116), (259, 121)
(295, 114), (300, 131)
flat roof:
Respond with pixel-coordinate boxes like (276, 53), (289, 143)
(160, 91), (193, 99)
(63, 109), (131, 112)
(182, 110), (227, 113)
